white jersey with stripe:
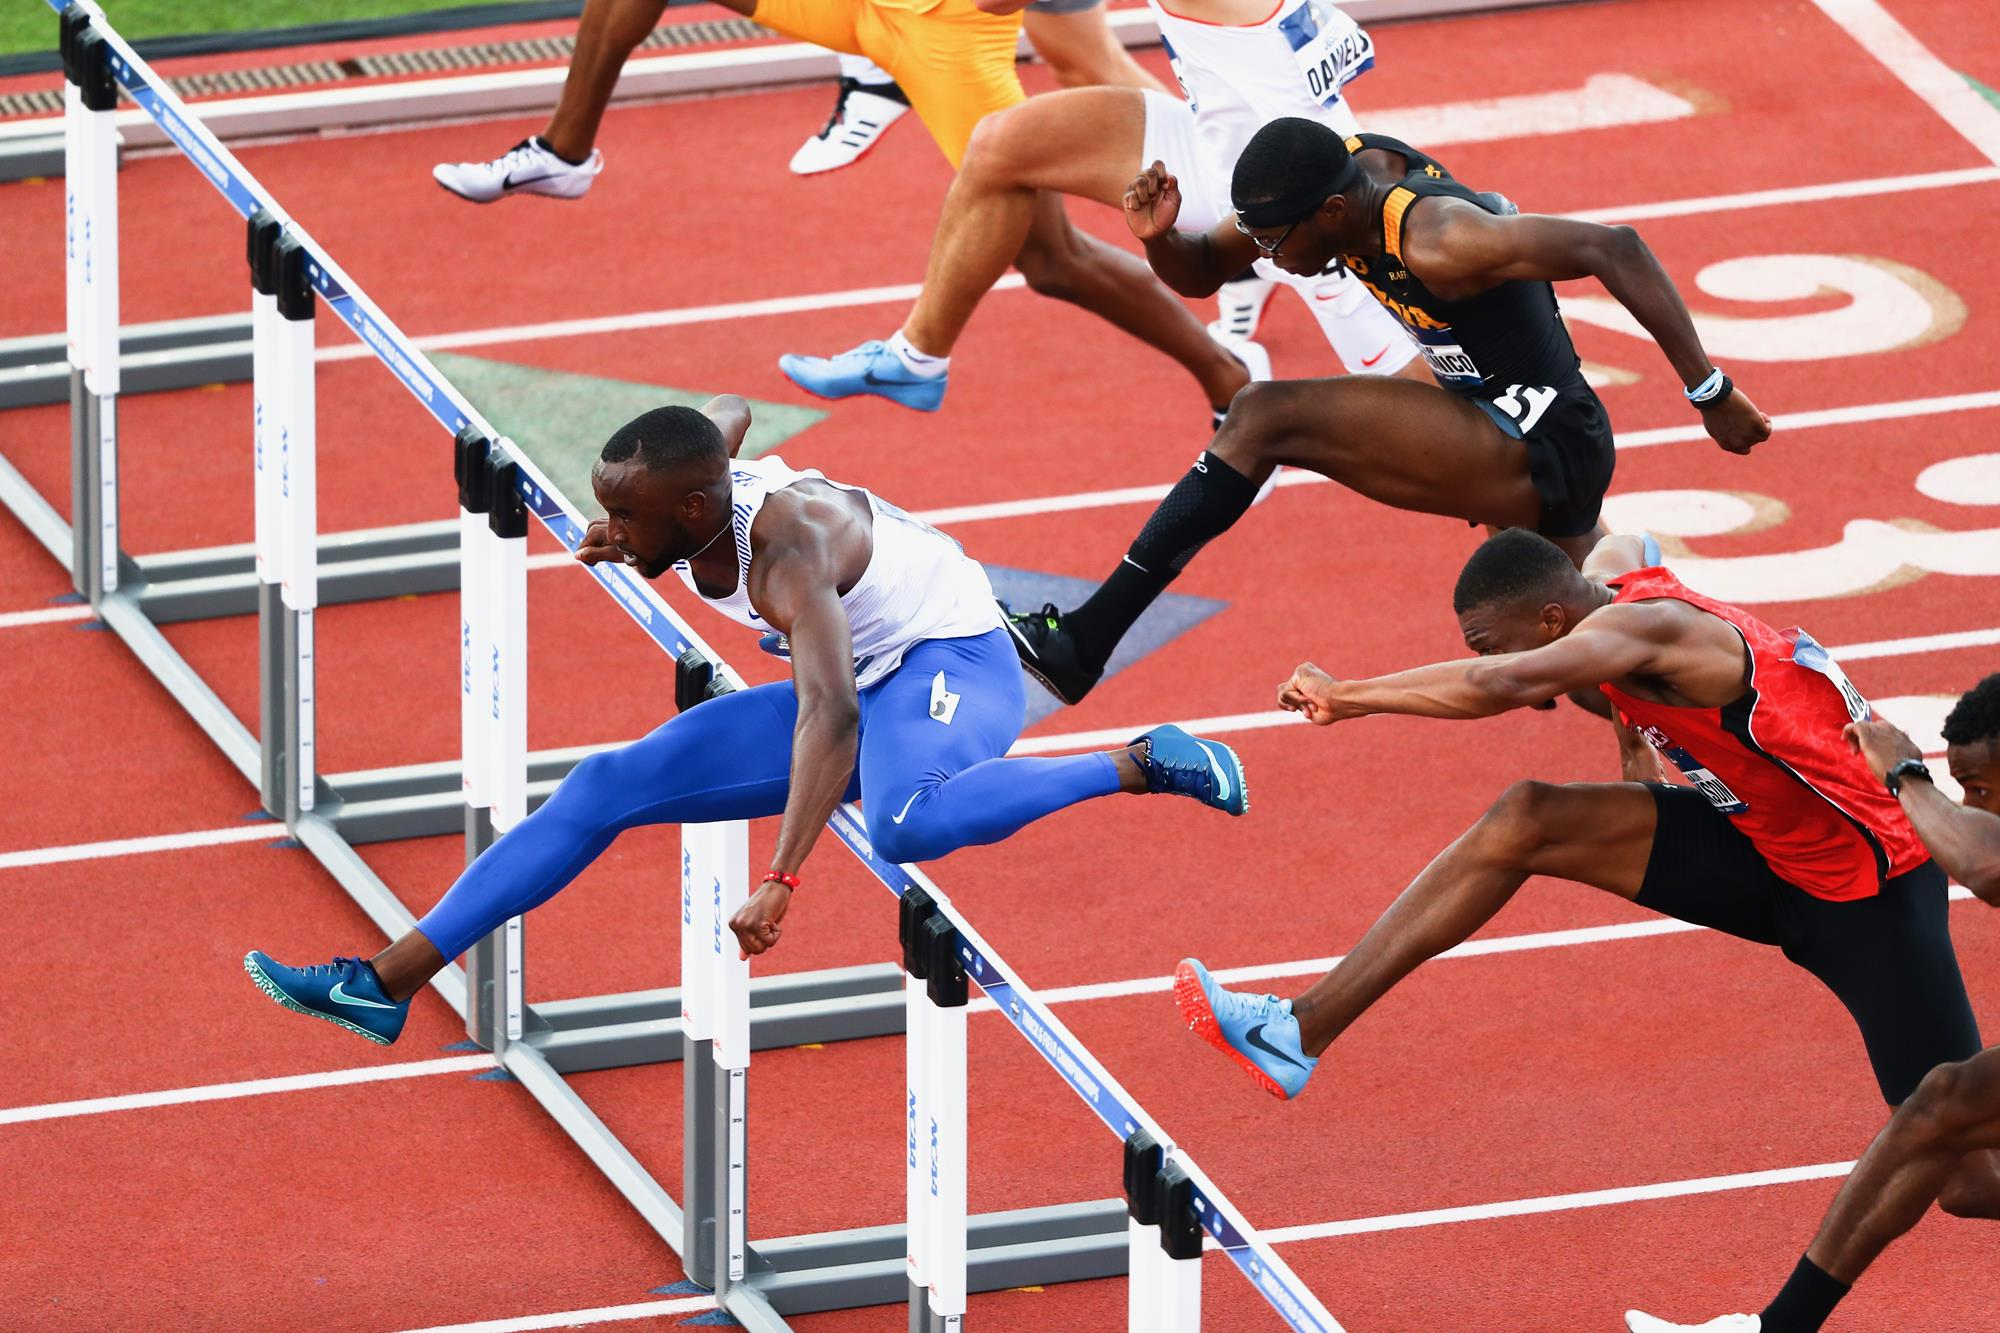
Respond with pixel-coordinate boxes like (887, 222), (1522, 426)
(670, 455), (1001, 690)
(1149, 0), (1373, 199)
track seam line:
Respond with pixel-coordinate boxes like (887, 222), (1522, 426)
(0, 1054), (493, 1125)
(387, 1295), (716, 1333)
(0, 821), (290, 869)
(0, 604), (94, 629)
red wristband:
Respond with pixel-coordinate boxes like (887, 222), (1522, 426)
(762, 870), (800, 892)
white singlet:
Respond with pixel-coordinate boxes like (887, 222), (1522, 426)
(1138, 0), (1415, 376)
(670, 455), (1001, 690)
(1149, 0), (1373, 217)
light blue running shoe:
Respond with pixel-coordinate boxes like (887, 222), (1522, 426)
(1174, 958), (1317, 1100)
(1131, 724), (1249, 816)
(778, 340), (947, 412)
(243, 951), (409, 1045)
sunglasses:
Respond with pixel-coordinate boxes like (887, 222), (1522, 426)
(1235, 213), (1303, 256)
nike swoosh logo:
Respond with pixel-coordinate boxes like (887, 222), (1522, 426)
(1244, 1022), (1307, 1070)
(501, 169), (555, 191)
(889, 790), (924, 826)
(328, 981), (398, 1010)
(861, 368), (924, 388)
(1193, 739), (1233, 803)
(1002, 616), (1040, 662)
(1360, 345), (1392, 368)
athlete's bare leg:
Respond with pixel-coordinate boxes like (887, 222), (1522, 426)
(1023, 6), (1174, 95)
(543, 0), (678, 159)
(1212, 375), (1608, 563)
(1287, 782), (1657, 1055)
(1806, 1050), (2000, 1278)
(899, 88), (1250, 410)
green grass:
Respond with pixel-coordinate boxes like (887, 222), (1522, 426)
(1, 1), (494, 59)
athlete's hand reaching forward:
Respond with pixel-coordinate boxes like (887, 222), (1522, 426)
(1701, 388), (1772, 455)
(575, 519), (625, 567)
(1125, 161), (1183, 241)
(1279, 663), (1353, 725)
(1844, 718), (1922, 784)
(730, 880), (791, 959)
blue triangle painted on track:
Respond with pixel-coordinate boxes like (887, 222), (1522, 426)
(441, 1040), (483, 1053)
(985, 565), (1227, 728)
(471, 1067), (516, 1082)
(650, 1280), (710, 1296)
(677, 1312), (740, 1326)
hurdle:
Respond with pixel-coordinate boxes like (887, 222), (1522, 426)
(15, 4), (1348, 1327)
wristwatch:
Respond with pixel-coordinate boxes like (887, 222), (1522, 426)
(1884, 758), (1934, 796)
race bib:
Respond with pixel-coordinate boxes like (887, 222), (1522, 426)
(1788, 629), (1872, 723)
(1641, 725), (1750, 814)
(1278, 1), (1375, 108)
(1417, 335), (1482, 386)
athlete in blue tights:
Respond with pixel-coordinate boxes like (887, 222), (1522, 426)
(245, 395), (1249, 1044)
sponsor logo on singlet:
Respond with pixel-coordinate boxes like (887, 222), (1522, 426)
(1639, 724), (1749, 814)
(1278, 1), (1375, 107)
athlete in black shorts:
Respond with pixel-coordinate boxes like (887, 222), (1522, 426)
(1007, 116), (1773, 704)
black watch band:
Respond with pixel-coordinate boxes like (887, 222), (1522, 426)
(1884, 758), (1934, 796)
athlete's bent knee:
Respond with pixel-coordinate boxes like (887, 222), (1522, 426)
(1479, 780), (1563, 860)
(1216, 381), (1315, 464)
(960, 105), (1040, 189)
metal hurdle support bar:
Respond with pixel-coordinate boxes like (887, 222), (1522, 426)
(25, 5), (1347, 1327)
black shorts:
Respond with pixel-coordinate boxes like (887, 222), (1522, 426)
(1636, 784), (1981, 1104)
(1472, 380), (1615, 539)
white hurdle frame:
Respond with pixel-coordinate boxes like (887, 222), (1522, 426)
(62, 0), (119, 604)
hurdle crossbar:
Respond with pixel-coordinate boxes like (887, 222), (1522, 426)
(34, 3), (1345, 1327)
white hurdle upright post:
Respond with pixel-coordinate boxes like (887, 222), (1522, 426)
(248, 211), (287, 816)
(61, 8), (121, 604)
(453, 426), (496, 862)
(682, 816), (751, 1290)
(271, 232), (318, 826)
(900, 887), (969, 1333)
(463, 447), (528, 1048)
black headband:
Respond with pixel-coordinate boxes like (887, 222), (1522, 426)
(1232, 155), (1365, 230)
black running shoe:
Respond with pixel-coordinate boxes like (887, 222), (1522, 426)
(1001, 601), (1101, 705)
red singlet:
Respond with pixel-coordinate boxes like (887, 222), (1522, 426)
(1599, 567), (1928, 901)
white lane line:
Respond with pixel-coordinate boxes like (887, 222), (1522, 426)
(1569, 164), (2000, 224)
(0, 1055), (493, 1126)
(315, 275), (1029, 364)
(391, 1296), (715, 1333)
(1834, 624), (2000, 660)
(1809, 0), (2000, 167)
(978, 886), (1978, 1011)
(0, 822), (290, 870)
(1262, 1158), (1858, 1245)
(296, 168), (1998, 364)
(0, 604), (94, 629)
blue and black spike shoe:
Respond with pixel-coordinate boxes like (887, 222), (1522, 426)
(1174, 958), (1317, 1100)
(1001, 601), (1101, 706)
(242, 951), (409, 1045)
(1130, 724), (1249, 816)
(778, 340), (947, 412)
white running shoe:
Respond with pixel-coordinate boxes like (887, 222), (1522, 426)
(1209, 273), (1278, 344)
(432, 137), (603, 204)
(1625, 1313), (1761, 1332)
(790, 78), (911, 176)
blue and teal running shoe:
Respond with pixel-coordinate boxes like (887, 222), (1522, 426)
(1131, 724), (1249, 816)
(778, 340), (947, 412)
(243, 951), (409, 1045)
(1174, 958), (1317, 1100)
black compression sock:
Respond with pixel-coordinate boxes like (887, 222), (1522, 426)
(1760, 1255), (1850, 1333)
(1067, 451), (1259, 670)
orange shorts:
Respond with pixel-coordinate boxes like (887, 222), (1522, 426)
(752, 0), (1026, 166)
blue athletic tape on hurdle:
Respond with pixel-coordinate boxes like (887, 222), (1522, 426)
(68, 2), (1346, 1323)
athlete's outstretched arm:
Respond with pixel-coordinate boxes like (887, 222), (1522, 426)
(1401, 202), (1772, 455)
(1846, 720), (2000, 902)
(1125, 162), (1261, 297)
(1277, 603), (1669, 723)
(727, 507), (866, 957)
(703, 394), (753, 459)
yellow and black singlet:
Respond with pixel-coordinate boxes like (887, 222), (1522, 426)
(1337, 133), (1586, 404)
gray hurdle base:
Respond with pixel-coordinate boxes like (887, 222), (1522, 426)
(4, 10), (1137, 1323)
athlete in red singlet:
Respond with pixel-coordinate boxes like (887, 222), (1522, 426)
(1173, 529), (1991, 1165)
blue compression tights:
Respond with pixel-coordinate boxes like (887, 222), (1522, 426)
(417, 629), (1119, 960)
